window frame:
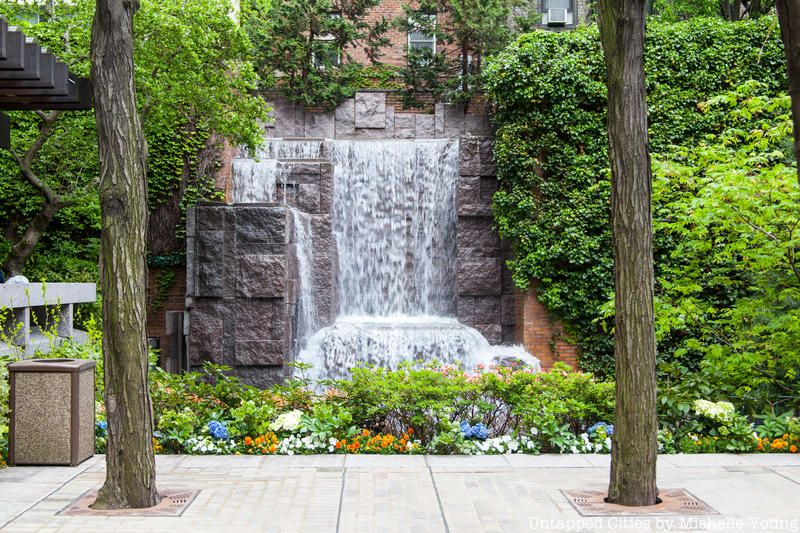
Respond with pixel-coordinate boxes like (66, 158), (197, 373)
(407, 12), (437, 55)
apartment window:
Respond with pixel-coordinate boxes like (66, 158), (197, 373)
(313, 12), (341, 68)
(542, 0), (574, 26)
(408, 13), (436, 53)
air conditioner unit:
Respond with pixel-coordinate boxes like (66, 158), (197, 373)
(547, 8), (568, 26)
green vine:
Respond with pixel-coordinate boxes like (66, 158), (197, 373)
(484, 17), (787, 376)
(152, 269), (178, 311)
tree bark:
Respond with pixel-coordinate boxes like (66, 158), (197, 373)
(90, 0), (160, 510)
(2, 111), (69, 277)
(597, 0), (659, 507)
(776, 0), (800, 185)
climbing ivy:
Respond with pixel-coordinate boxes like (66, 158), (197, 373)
(484, 17), (787, 376)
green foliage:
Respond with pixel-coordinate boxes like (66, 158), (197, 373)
(484, 17), (787, 377)
(244, 0), (390, 108)
(650, 0), (774, 21)
(653, 83), (799, 413)
(0, 0), (266, 279)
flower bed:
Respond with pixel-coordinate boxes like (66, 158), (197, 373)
(90, 363), (800, 456)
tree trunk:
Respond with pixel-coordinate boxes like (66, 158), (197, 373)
(777, 0), (800, 185)
(90, 0), (160, 510)
(597, 0), (659, 507)
(3, 200), (62, 277)
(2, 111), (67, 277)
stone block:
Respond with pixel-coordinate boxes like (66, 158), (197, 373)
(235, 300), (287, 341)
(456, 297), (475, 325)
(473, 296), (502, 324)
(319, 164), (334, 214)
(502, 325), (516, 344)
(480, 139), (495, 163)
(501, 294), (516, 326)
(235, 340), (286, 366)
(304, 112), (334, 139)
(394, 114), (415, 139)
(457, 216), (500, 257)
(298, 184), (321, 213)
(415, 114), (435, 139)
(458, 258), (502, 296)
(236, 255), (286, 298)
(335, 98), (355, 138)
(355, 92), (386, 129)
(189, 301), (224, 364)
(465, 112), (492, 137)
(457, 175), (481, 206)
(480, 176), (499, 202)
(475, 323), (502, 345)
(434, 103), (445, 137)
(288, 163), (322, 184)
(443, 103), (465, 137)
(354, 127), (388, 139)
(459, 139), (481, 176)
(196, 205), (232, 231)
(272, 98), (305, 137)
(235, 207), (287, 245)
(385, 107), (395, 138)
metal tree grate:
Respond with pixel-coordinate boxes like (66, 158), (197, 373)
(59, 489), (200, 517)
(562, 488), (719, 516)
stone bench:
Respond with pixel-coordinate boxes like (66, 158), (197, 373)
(0, 283), (96, 357)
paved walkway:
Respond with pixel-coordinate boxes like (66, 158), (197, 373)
(0, 454), (797, 532)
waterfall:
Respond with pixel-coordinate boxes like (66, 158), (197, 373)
(331, 140), (457, 316)
(290, 208), (318, 348)
(228, 137), (539, 383)
(296, 139), (539, 383)
(231, 139), (324, 203)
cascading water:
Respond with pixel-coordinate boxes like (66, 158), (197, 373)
(290, 208), (318, 348)
(232, 139), (324, 203)
(296, 140), (539, 382)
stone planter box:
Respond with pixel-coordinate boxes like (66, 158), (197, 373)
(8, 358), (96, 466)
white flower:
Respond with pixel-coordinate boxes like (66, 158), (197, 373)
(270, 410), (304, 432)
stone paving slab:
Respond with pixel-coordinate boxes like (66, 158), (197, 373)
(0, 454), (796, 533)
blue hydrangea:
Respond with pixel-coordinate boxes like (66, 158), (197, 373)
(459, 421), (490, 440)
(588, 422), (614, 436)
(208, 420), (229, 440)
(96, 420), (108, 431)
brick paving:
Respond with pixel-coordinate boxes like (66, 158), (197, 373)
(0, 454), (797, 532)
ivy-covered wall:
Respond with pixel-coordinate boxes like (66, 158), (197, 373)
(484, 17), (788, 376)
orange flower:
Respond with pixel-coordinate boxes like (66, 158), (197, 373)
(757, 441), (763, 451)
(407, 428), (414, 435)
(362, 429), (370, 437)
(244, 437), (253, 446)
(791, 445), (798, 453)
(335, 441), (342, 449)
(269, 444), (277, 453)
(255, 436), (263, 446)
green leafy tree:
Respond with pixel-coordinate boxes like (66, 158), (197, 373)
(395, 0), (527, 106)
(651, 0), (774, 20)
(653, 82), (799, 413)
(0, 0), (266, 278)
(244, 0), (389, 108)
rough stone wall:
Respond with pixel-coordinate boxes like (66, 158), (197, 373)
(186, 205), (297, 386)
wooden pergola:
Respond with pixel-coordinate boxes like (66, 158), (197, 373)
(0, 17), (92, 149)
